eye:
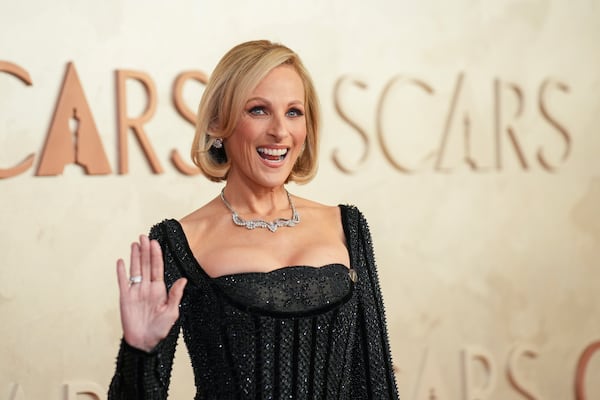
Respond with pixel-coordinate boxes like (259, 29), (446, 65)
(248, 106), (267, 116)
(286, 108), (304, 118)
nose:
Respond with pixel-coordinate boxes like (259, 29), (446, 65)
(267, 114), (289, 141)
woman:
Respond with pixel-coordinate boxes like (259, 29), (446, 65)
(109, 40), (399, 399)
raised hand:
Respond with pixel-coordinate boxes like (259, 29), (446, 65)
(116, 235), (187, 352)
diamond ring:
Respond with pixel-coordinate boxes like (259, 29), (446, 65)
(129, 275), (143, 284)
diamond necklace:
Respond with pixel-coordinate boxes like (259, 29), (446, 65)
(220, 188), (300, 232)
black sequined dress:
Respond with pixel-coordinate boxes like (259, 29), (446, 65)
(108, 205), (399, 399)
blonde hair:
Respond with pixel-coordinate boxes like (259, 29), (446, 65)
(191, 40), (320, 183)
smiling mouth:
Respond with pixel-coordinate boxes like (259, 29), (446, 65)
(257, 147), (288, 162)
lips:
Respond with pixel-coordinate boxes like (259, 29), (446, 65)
(257, 147), (288, 162)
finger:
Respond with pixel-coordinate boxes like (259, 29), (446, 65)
(129, 242), (141, 280)
(139, 235), (151, 284)
(150, 239), (164, 282)
(116, 259), (129, 295)
(167, 278), (187, 311)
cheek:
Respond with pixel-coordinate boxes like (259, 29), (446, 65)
(294, 122), (308, 143)
(229, 123), (259, 149)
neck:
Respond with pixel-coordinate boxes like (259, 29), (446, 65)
(221, 182), (290, 218)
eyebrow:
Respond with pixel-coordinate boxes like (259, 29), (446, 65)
(245, 96), (305, 107)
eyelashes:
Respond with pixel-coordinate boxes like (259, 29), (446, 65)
(286, 108), (304, 117)
(248, 106), (266, 116)
(247, 105), (304, 118)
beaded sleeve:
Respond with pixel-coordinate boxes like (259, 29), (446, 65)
(107, 225), (183, 400)
(343, 205), (400, 399)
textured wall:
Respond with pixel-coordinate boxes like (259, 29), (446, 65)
(1, 0), (599, 399)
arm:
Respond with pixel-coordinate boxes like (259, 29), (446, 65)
(348, 207), (400, 399)
(108, 223), (187, 400)
(108, 322), (180, 399)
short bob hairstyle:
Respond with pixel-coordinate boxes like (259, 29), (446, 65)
(191, 40), (320, 183)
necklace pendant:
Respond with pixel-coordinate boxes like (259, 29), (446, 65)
(266, 223), (278, 232)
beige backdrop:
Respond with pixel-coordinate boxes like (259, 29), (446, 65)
(1, 0), (599, 399)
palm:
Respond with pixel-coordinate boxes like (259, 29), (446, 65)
(116, 235), (187, 352)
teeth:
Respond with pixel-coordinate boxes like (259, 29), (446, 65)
(257, 147), (288, 156)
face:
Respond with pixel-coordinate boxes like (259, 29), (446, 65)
(224, 64), (307, 189)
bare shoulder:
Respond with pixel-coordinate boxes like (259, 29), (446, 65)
(291, 195), (345, 237)
(292, 196), (341, 218)
(179, 196), (229, 240)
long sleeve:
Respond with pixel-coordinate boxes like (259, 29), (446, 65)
(344, 206), (400, 399)
(107, 223), (183, 400)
